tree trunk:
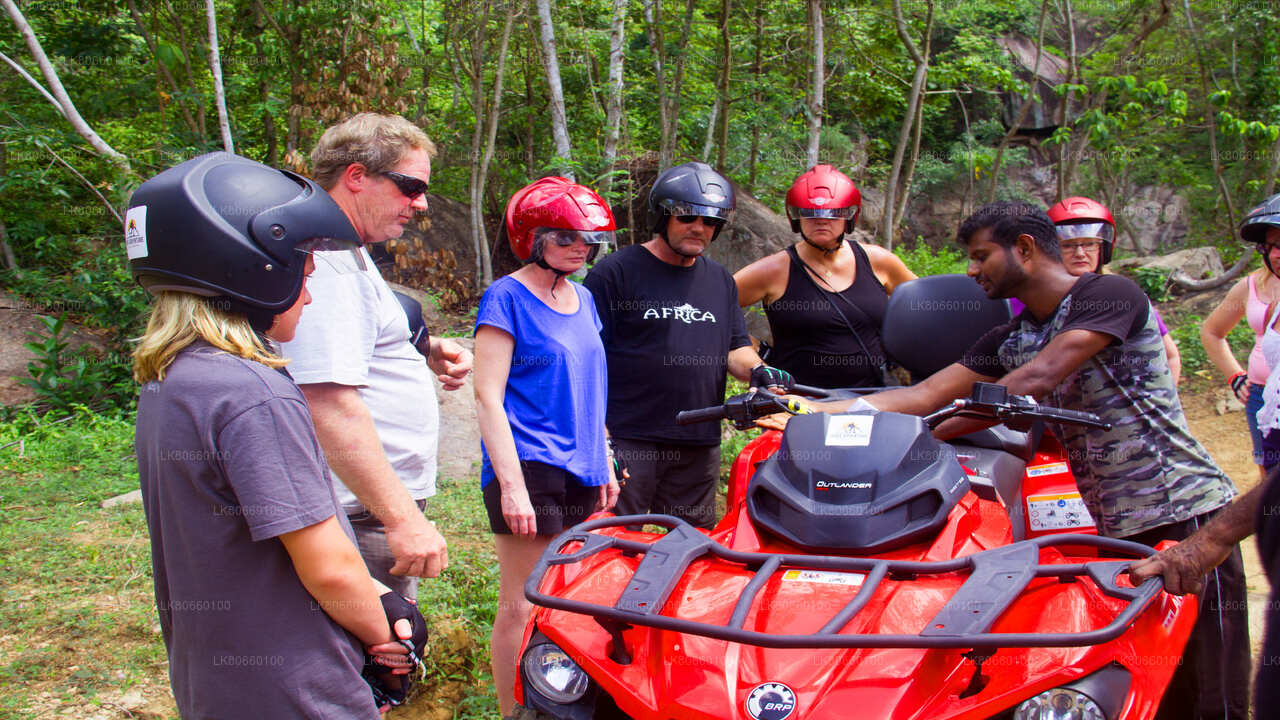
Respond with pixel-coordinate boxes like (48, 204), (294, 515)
(125, 0), (200, 136)
(643, 0), (671, 170)
(2, 0), (130, 173)
(473, 2), (517, 288)
(162, 0), (207, 139)
(534, 0), (573, 179)
(1181, 0), (1236, 236)
(467, 0), (494, 285)
(664, 0), (698, 165)
(600, 0), (627, 194)
(805, 0), (824, 168)
(1054, 0), (1077, 199)
(986, 0), (1049, 203)
(251, 1), (277, 165)
(205, 0), (233, 153)
(0, 142), (15, 272)
(882, 0), (932, 250)
(748, 2), (763, 191)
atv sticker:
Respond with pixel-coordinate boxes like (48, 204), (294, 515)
(781, 569), (866, 587)
(824, 415), (874, 447)
(1025, 461), (1070, 477)
(1026, 492), (1095, 531)
(746, 682), (796, 720)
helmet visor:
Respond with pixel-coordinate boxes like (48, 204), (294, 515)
(789, 206), (858, 220)
(1055, 222), (1114, 243)
(657, 199), (734, 223)
(533, 227), (615, 247)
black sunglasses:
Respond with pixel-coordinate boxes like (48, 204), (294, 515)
(672, 215), (725, 229)
(381, 171), (429, 199)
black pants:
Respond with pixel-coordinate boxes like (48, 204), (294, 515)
(1126, 512), (1250, 720)
(611, 439), (720, 530)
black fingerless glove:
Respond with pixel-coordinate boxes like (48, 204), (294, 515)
(362, 591), (430, 709)
(750, 364), (795, 391)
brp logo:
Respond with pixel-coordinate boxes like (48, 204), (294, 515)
(745, 682), (796, 720)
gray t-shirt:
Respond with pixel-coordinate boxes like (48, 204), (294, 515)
(136, 342), (378, 719)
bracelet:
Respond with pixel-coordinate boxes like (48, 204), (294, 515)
(1229, 372), (1249, 395)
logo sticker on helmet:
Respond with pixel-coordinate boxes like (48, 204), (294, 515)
(746, 682), (796, 720)
(125, 205), (149, 259)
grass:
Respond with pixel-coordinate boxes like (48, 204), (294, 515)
(0, 408), (163, 719)
(0, 408), (505, 720)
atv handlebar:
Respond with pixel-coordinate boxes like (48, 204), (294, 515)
(676, 383), (831, 429)
(924, 382), (1112, 432)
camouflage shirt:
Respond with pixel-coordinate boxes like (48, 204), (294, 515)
(962, 274), (1234, 537)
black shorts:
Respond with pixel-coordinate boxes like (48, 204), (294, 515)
(482, 460), (599, 535)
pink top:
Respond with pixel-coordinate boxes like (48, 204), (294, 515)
(1248, 272), (1273, 384)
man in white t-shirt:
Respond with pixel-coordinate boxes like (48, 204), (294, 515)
(281, 113), (472, 598)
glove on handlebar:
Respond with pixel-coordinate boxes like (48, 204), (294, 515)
(362, 590), (430, 709)
(750, 364), (795, 391)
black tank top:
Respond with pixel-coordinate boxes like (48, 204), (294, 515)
(763, 243), (889, 388)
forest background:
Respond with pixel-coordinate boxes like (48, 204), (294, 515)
(3, 0), (1280, 410)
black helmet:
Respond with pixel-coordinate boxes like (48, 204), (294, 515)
(126, 152), (359, 321)
(1241, 193), (1280, 276)
(647, 161), (735, 241)
(1241, 193), (1280, 244)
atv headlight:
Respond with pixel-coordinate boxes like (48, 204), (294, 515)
(521, 642), (590, 704)
(1013, 688), (1106, 720)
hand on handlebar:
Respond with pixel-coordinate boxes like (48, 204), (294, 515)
(750, 364), (795, 395)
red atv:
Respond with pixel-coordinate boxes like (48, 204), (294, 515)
(515, 276), (1196, 720)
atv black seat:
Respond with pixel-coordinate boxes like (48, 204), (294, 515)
(951, 424), (1038, 463)
(882, 274), (1012, 380)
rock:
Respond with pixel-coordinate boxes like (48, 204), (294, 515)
(101, 489), (142, 509)
(1118, 187), (1191, 255)
(1217, 390), (1246, 415)
(1111, 246), (1224, 283)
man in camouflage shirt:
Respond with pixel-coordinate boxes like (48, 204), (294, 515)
(824, 202), (1246, 720)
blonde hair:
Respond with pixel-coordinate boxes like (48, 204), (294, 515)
(310, 113), (437, 190)
(133, 292), (286, 383)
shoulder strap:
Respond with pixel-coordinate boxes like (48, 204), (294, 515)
(786, 245), (883, 367)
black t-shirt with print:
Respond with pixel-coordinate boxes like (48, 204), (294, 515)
(584, 244), (751, 445)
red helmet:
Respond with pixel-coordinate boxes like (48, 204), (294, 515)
(1047, 196), (1116, 266)
(785, 164), (861, 234)
(505, 177), (616, 262)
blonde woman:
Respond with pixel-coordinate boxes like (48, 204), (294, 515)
(130, 152), (423, 717)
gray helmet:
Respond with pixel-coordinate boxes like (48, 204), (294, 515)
(647, 161), (735, 241)
(127, 152), (359, 325)
(1241, 193), (1280, 276)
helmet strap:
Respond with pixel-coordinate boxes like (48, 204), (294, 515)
(534, 257), (571, 297)
(1261, 244), (1279, 278)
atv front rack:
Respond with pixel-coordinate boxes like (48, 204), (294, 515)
(524, 514), (1166, 650)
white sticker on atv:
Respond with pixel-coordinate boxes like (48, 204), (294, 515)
(825, 415), (873, 447)
(1025, 462), (1070, 477)
(124, 205), (148, 259)
(1026, 492), (1095, 531)
(781, 569), (865, 587)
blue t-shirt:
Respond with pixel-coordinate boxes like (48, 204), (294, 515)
(475, 276), (609, 489)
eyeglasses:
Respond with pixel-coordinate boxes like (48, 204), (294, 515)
(532, 228), (615, 247)
(1061, 239), (1104, 255)
(380, 171), (429, 200)
(672, 215), (726, 229)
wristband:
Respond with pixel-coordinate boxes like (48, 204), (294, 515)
(1230, 372), (1248, 396)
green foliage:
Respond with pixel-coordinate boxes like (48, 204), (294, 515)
(1171, 315), (1252, 380)
(894, 241), (969, 277)
(16, 314), (133, 415)
(1133, 267), (1173, 303)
